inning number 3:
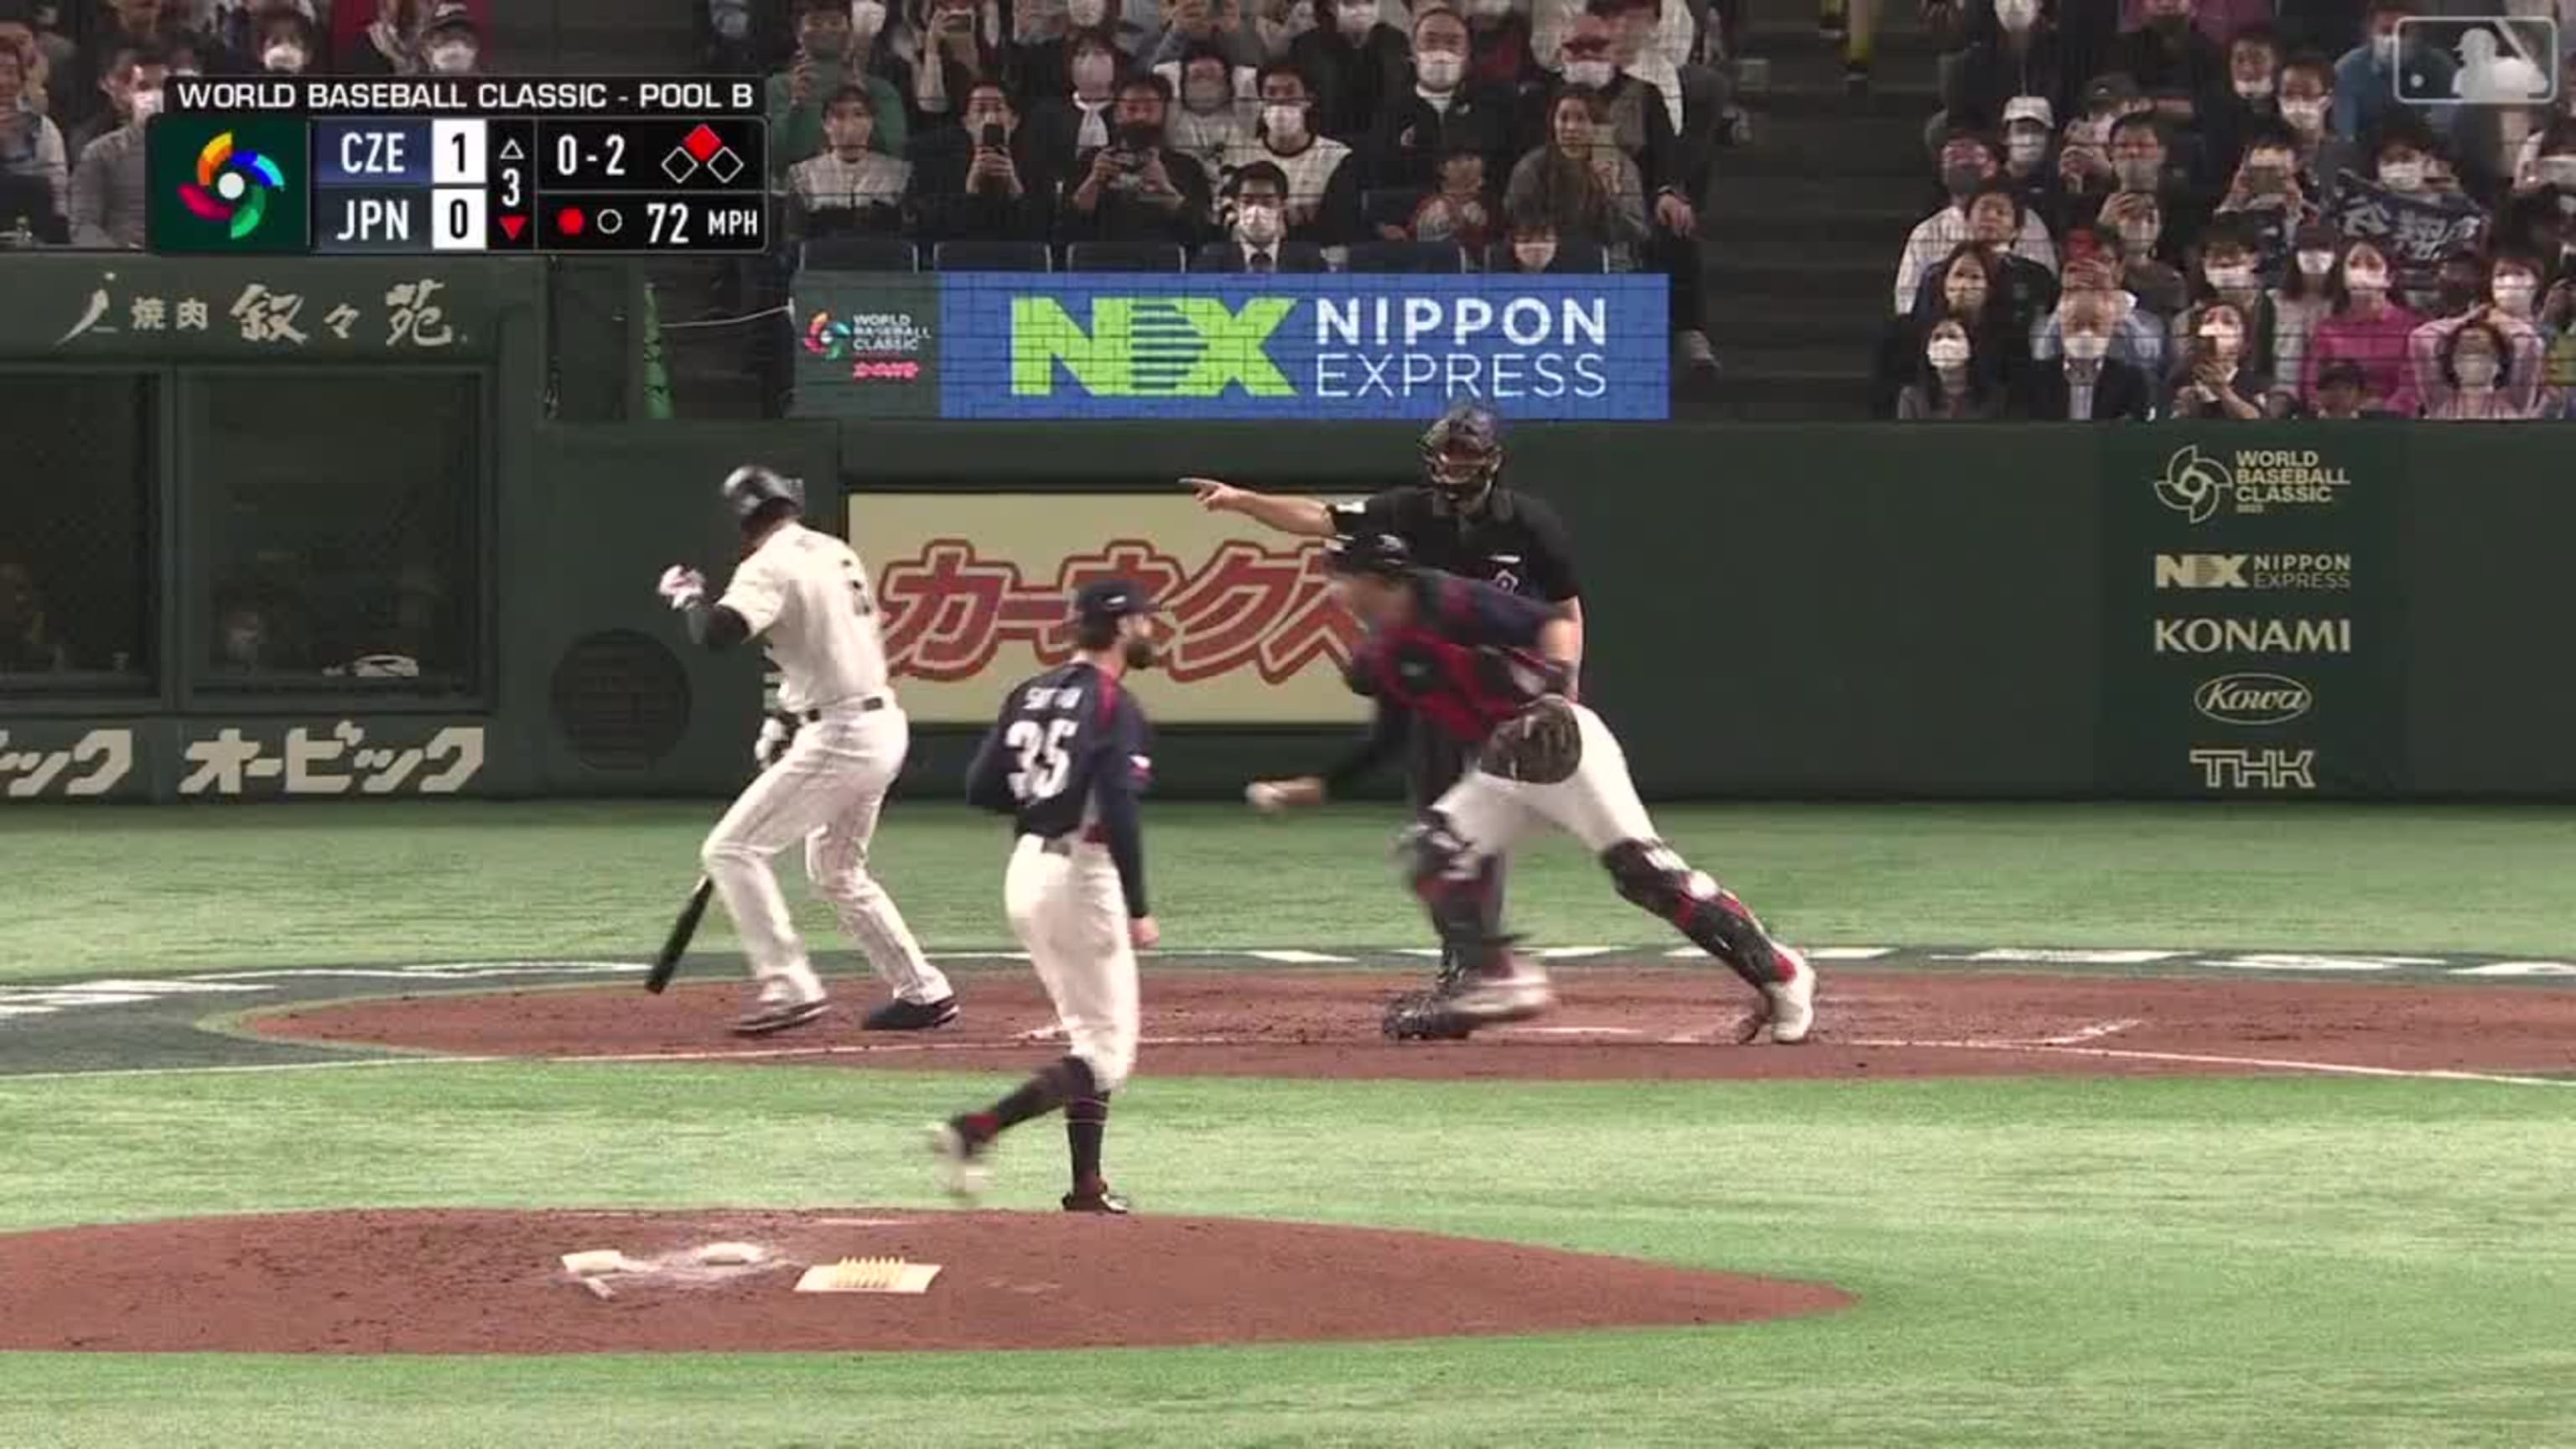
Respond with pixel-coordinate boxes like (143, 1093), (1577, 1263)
(1005, 718), (1077, 801)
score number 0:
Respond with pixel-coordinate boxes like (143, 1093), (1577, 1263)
(555, 132), (628, 178)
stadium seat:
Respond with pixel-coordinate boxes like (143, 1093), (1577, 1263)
(1063, 242), (1187, 273)
(1347, 241), (1467, 273)
(931, 240), (1053, 273)
(799, 236), (919, 273)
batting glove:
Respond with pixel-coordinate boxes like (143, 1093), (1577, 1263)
(754, 712), (796, 769)
(657, 565), (707, 610)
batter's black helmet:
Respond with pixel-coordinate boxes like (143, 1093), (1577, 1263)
(1420, 401), (1504, 500)
(1323, 532), (1413, 579)
(719, 465), (805, 523)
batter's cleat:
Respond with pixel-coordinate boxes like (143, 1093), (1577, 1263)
(733, 995), (830, 1037)
(1062, 1182), (1132, 1214)
(1759, 945), (1818, 1044)
(862, 995), (959, 1031)
(927, 1118), (990, 1200)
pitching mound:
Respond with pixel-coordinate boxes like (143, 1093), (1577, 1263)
(0, 1208), (1850, 1353)
(247, 969), (2576, 1082)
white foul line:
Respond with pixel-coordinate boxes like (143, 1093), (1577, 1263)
(1846, 1036), (2576, 1088)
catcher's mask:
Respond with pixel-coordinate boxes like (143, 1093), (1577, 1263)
(1420, 401), (1504, 506)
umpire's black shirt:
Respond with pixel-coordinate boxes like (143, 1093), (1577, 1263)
(1327, 486), (1580, 603)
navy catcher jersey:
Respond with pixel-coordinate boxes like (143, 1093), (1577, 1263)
(1344, 569), (1564, 746)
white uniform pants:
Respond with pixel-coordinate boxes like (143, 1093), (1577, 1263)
(699, 704), (952, 1006)
(1005, 834), (1140, 1093)
(1436, 702), (1658, 860)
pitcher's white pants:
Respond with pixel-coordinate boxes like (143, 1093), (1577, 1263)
(699, 703), (952, 1007)
(1004, 834), (1139, 1092)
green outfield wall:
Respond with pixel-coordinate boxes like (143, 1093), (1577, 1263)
(0, 255), (2568, 801)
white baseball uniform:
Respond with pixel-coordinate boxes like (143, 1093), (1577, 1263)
(698, 522), (951, 1010)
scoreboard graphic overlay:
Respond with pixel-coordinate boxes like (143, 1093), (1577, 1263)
(148, 78), (766, 256)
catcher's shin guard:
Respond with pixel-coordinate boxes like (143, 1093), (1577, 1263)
(1389, 814), (1530, 1039)
(1602, 839), (1786, 991)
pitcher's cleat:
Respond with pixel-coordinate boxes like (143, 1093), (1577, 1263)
(863, 995), (959, 1031)
(1062, 1182), (1132, 1214)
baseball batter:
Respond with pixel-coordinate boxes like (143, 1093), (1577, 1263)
(655, 465), (956, 1037)
(1187, 402), (1577, 1000)
(1255, 533), (1816, 1043)
(932, 579), (1161, 1214)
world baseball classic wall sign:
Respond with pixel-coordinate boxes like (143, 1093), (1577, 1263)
(2101, 436), (2404, 795)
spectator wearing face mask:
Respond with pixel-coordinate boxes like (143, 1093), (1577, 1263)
(2096, 112), (2204, 253)
(2267, 217), (2339, 400)
(1362, 8), (1517, 195)
(1220, 61), (1358, 244)
(2016, 288), (2156, 418)
(61, 0), (191, 129)
(2483, 248), (2565, 411)
(1010, 0), (1122, 103)
(1488, 203), (1606, 271)
(2179, 220), (2283, 398)
(1287, 0), (1405, 141)
(1027, 28), (1125, 171)
(1896, 319), (2007, 418)
(1196, 159), (1327, 268)
(0, 39), (65, 227)
(1940, 0), (2072, 140)
(66, 43), (158, 247)
(246, 7), (322, 75)
(2302, 236), (2419, 413)
(787, 85), (911, 239)
(414, 3), (477, 75)
(1460, 0), (1540, 93)
(1161, 45), (1248, 178)
(771, 0), (908, 176)
(1149, 0), (1262, 72)
(2030, 233), (2169, 373)
(1879, 242), (2018, 414)
(2412, 312), (2537, 419)
(1997, 95), (2055, 193)
(2333, 1), (2453, 146)
(1541, 14), (1681, 205)
(1929, 182), (2057, 332)
(911, 78), (1055, 242)
(1065, 71), (1213, 246)
(2167, 299), (2267, 417)
(1894, 129), (2058, 315)
(2212, 125), (2309, 273)
(2273, 53), (2356, 199)
(2109, 0), (2225, 129)
(2203, 22), (2280, 181)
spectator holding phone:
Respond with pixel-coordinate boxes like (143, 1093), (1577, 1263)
(1065, 71), (1212, 247)
(769, 0), (908, 177)
(911, 79), (1054, 242)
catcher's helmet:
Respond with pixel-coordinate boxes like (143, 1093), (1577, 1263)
(1323, 532), (1413, 579)
(719, 465), (805, 523)
(1420, 401), (1504, 501)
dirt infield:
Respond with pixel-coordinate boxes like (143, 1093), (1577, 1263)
(0, 1208), (1849, 1353)
(247, 967), (2576, 1081)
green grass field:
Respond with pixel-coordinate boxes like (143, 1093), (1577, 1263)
(3, 802), (2573, 1447)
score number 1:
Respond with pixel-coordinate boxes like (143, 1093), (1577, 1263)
(647, 200), (690, 246)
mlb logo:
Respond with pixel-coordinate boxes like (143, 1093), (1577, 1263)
(2392, 17), (2560, 106)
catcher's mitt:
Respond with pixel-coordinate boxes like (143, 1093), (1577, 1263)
(1479, 694), (1582, 785)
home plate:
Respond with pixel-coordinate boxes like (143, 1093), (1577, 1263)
(794, 1257), (942, 1295)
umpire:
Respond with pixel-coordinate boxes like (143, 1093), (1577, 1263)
(1184, 401), (1582, 978)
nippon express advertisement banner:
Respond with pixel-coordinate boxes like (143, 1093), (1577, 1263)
(790, 271), (1669, 421)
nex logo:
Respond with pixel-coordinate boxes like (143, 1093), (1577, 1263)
(2154, 553), (2248, 589)
(2189, 747), (2317, 790)
(1011, 296), (1296, 397)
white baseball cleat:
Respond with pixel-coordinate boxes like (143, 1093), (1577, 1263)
(1446, 957), (1556, 1024)
(1763, 944), (1817, 1044)
(927, 1119), (989, 1200)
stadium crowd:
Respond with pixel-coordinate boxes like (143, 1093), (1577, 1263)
(1887, 0), (2576, 419)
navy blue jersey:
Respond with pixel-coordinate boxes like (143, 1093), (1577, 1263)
(964, 660), (1155, 917)
(1343, 569), (1566, 746)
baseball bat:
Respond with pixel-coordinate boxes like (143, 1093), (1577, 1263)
(645, 876), (715, 994)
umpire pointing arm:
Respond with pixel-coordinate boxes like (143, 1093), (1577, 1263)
(1184, 401), (1585, 671)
